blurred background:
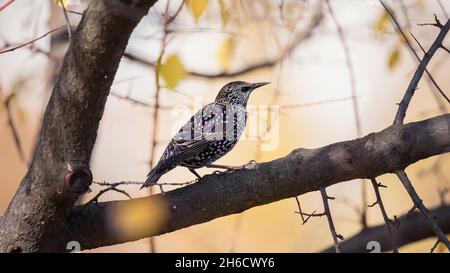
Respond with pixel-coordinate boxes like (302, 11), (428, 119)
(0, 0), (449, 252)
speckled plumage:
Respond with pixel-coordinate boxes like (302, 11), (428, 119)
(142, 81), (269, 188)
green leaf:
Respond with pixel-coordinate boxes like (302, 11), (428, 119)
(159, 54), (186, 90)
(186, 0), (209, 22)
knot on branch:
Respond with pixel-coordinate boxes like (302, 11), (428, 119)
(64, 165), (93, 194)
(6, 245), (22, 253)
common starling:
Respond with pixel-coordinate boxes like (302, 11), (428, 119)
(141, 81), (269, 188)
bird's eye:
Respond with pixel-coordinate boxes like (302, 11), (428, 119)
(242, 86), (251, 92)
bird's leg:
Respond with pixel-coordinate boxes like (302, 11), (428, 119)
(189, 168), (202, 180)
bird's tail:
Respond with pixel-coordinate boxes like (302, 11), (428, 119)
(141, 165), (165, 189)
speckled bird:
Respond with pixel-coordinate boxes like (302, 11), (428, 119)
(141, 81), (269, 188)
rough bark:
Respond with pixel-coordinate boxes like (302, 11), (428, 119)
(321, 204), (450, 253)
(0, 0), (157, 252)
(64, 114), (450, 250)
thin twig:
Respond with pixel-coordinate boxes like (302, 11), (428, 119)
(430, 239), (441, 253)
(395, 170), (450, 251)
(370, 178), (398, 253)
(122, 2), (323, 79)
(93, 180), (195, 187)
(0, 89), (28, 166)
(380, 1), (450, 114)
(410, 32), (427, 55)
(279, 96), (359, 110)
(294, 196), (306, 223)
(320, 187), (343, 253)
(84, 185), (133, 207)
(397, 0), (411, 30)
(293, 196), (326, 224)
(110, 91), (172, 110)
(441, 45), (450, 55)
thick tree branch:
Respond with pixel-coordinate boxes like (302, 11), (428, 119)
(64, 114), (450, 250)
(321, 204), (450, 253)
(0, 0), (158, 252)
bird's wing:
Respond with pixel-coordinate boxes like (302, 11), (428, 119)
(166, 103), (226, 164)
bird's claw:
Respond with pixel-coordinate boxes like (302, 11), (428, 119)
(243, 160), (259, 170)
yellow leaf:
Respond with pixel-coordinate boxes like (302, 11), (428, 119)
(388, 48), (401, 71)
(217, 37), (236, 71)
(54, 0), (70, 7)
(186, 0), (208, 22)
(218, 0), (230, 27)
(159, 54), (186, 90)
(374, 11), (389, 37)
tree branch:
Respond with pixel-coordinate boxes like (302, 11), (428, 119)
(123, 0), (323, 79)
(321, 204), (450, 253)
(320, 187), (342, 253)
(64, 114), (450, 250)
(393, 18), (450, 125)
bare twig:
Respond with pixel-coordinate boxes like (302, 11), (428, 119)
(410, 32), (427, 55)
(110, 91), (172, 110)
(84, 185), (132, 207)
(294, 196), (306, 223)
(397, 0), (411, 29)
(380, 1), (450, 112)
(0, 89), (28, 166)
(325, 0), (366, 229)
(66, 10), (83, 16)
(320, 187), (343, 253)
(418, 14), (444, 28)
(441, 45), (450, 55)
(93, 180), (195, 188)
(123, 1), (323, 79)
(436, 0), (449, 20)
(430, 239), (441, 253)
(395, 170), (450, 251)
(0, 26), (67, 54)
(321, 204), (450, 253)
(279, 96), (359, 110)
(294, 196), (326, 224)
(370, 178), (398, 253)
(390, 18), (450, 124)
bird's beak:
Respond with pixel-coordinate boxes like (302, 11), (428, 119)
(250, 82), (270, 90)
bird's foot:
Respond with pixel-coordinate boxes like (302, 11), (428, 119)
(207, 160), (259, 174)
